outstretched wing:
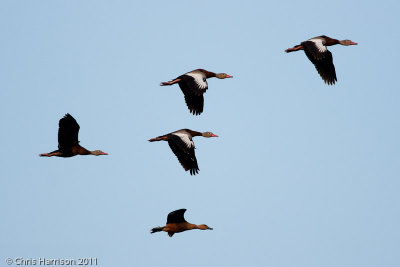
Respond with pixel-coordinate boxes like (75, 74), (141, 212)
(181, 88), (204, 115)
(58, 113), (80, 150)
(167, 209), (187, 224)
(180, 70), (208, 95)
(302, 40), (337, 85)
(177, 76), (205, 115)
(302, 38), (327, 60)
(168, 134), (199, 175)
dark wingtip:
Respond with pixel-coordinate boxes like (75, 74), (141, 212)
(189, 168), (200, 175)
(190, 109), (202, 116)
(324, 79), (337, 86)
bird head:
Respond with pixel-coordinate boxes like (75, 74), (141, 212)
(91, 150), (108, 156)
(202, 132), (219, 138)
(216, 73), (233, 79)
(198, 224), (213, 230)
(340, 40), (358, 46)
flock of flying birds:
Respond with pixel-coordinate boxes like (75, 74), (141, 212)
(40, 35), (357, 236)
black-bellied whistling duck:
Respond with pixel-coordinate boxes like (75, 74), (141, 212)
(151, 209), (213, 237)
(285, 36), (357, 85)
(40, 114), (108, 157)
(148, 129), (218, 175)
(160, 69), (233, 115)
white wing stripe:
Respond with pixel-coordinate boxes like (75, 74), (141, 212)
(309, 38), (327, 53)
(173, 132), (194, 148)
(186, 72), (208, 90)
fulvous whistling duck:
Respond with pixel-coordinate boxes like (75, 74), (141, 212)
(148, 129), (218, 175)
(285, 35), (357, 85)
(151, 209), (213, 237)
(40, 114), (108, 157)
(160, 69), (233, 115)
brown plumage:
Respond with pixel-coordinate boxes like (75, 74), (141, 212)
(160, 69), (232, 115)
(148, 129), (218, 175)
(285, 35), (357, 85)
(40, 113), (108, 157)
(151, 209), (213, 237)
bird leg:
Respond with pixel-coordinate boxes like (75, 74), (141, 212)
(148, 136), (168, 142)
(160, 78), (181, 86)
(39, 152), (56, 157)
(285, 45), (303, 53)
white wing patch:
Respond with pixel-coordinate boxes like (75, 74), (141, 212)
(173, 132), (195, 149)
(186, 72), (208, 90)
(309, 38), (327, 53)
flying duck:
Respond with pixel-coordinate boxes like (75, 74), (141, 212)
(148, 129), (218, 175)
(40, 113), (108, 157)
(285, 35), (357, 85)
(151, 209), (213, 237)
(160, 69), (232, 115)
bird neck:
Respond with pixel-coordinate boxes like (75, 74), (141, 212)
(187, 223), (200, 230)
(325, 37), (340, 46)
(186, 130), (202, 137)
(71, 145), (90, 155)
(200, 69), (216, 78)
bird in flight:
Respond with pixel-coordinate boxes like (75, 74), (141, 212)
(160, 69), (232, 115)
(40, 113), (108, 157)
(285, 35), (357, 85)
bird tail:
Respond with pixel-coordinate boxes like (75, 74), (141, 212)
(151, 226), (164, 234)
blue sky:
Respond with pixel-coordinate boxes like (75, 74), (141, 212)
(1, 0), (399, 266)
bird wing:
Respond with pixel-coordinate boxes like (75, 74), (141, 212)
(167, 209), (187, 224)
(181, 88), (204, 115)
(168, 135), (199, 175)
(302, 41), (337, 85)
(180, 71), (208, 95)
(176, 70), (208, 115)
(58, 113), (80, 151)
(302, 39), (327, 60)
(170, 131), (194, 151)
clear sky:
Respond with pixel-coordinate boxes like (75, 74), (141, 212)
(1, 0), (399, 266)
